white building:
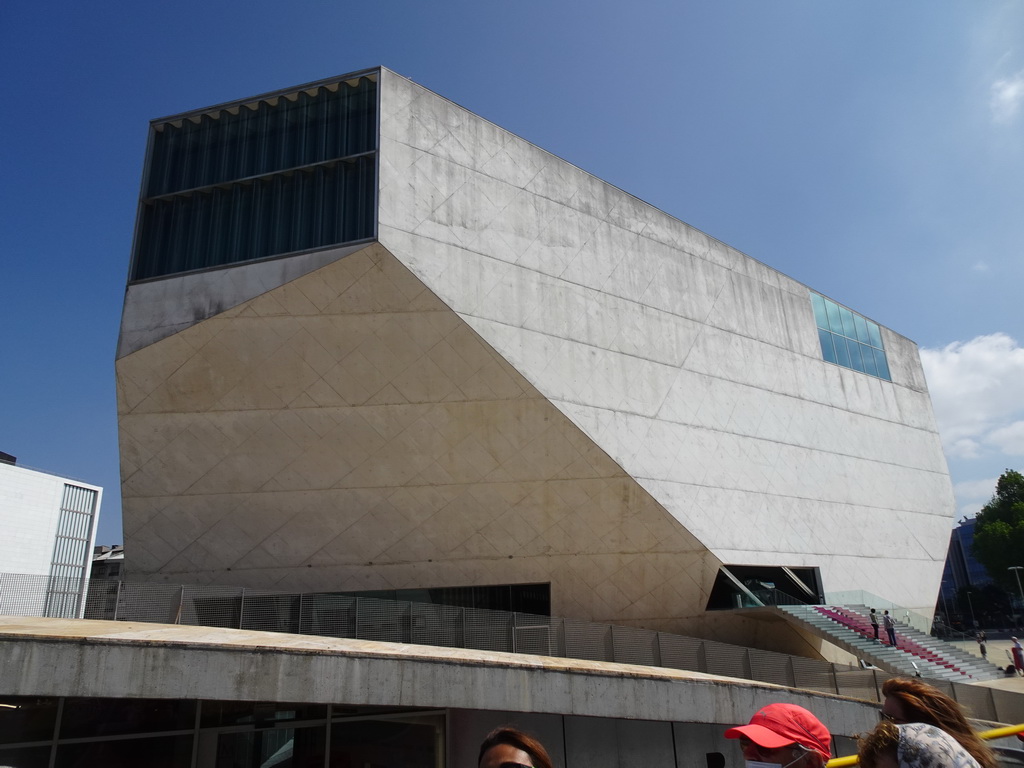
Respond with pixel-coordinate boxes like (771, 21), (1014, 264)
(0, 456), (101, 617)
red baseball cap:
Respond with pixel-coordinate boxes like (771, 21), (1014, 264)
(725, 703), (832, 761)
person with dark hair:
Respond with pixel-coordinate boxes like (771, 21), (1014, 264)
(870, 609), (880, 641)
(479, 726), (554, 768)
(880, 678), (996, 768)
(724, 703), (831, 768)
(883, 610), (898, 647)
(859, 720), (980, 768)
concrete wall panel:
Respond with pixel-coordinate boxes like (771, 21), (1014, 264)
(376, 68), (954, 618)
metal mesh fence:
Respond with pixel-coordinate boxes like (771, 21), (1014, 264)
(513, 612), (562, 657)
(240, 592), (301, 634)
(356, 597), (411, 644)
(611, 625), (661, 667)
(833, 668), (878, 702)
(114, 581), (183, 624)
(1, 572), (1019, 724)
(83, 579), (120, 619)
(564, 618), (613, 662)
(0, 572), (51, 617)
(412, 602), (465, 648)
(703, 640), (750, 679)
(464, 607), (513, 653)
(658, 632), (706, 672)
(792, 656), (838, 695)
(298, 593), (357, 638)
(182, 585), (243, 628)
(748, 649), (794, 688)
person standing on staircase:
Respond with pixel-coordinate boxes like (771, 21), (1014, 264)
(883, 610), (898, 647)
(870, 608), (880, 641)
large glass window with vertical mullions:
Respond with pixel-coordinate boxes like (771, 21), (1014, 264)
(131, 73), (378, 282)
(811, 292), (891, 380)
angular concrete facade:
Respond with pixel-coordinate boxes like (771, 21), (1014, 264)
(117, 68), (955, 637)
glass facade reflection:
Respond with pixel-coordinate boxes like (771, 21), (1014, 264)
(810, 292), (891, 380)
(132, 73), (378, 282)
(0, 696), (444, 768)
(346, 582), (551, 615)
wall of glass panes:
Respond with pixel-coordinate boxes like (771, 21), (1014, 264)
(0, 696), (445, 768)
(810, 293), (891, 380)
(132, 74), (378, 282)
(344, 582), (551, 615)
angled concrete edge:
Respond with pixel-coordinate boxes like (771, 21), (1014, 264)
(0, 616), (879, 736)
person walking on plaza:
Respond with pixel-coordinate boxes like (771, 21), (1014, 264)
(870, 608), (880, 641)
(975, 631), (986, 659)
(1012, 637), (1024, 676)
(883, 610), (898, 647)
(725, 703), (831, 768)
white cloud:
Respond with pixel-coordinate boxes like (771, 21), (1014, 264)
(991, 70), (1024, 123)
(953, 475), (1000, 503)
(971, 261), (990, 273)
(988, 419), (1024, 454)
(920, 333), (1024, 458)
(948, 438), (981, 459)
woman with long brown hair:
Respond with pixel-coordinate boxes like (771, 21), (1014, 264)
(859, 720), (981, 768)
(880, 678), (996, 768)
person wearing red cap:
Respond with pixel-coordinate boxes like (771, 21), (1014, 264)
(725, 703), (832, 768)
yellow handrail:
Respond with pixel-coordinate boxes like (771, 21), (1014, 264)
(825, 723), (1024, 767)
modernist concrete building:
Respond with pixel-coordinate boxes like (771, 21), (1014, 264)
(0, 455), (102, 618)
(116, 67), (956, 644)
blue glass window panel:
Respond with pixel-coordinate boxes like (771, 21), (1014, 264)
(134, 156), (374, 280)
(824, 299), (843, 334)
(134, 74), (378, 282)
(811, 293), (829, 330)
(854, 314), (871, 344)
(866, 321), (883, 349)
(833, 335), (852, 368)
(810, 292), (891, 378)
(147, 77), (377, 197)
(818, 329), (838, 364)
(873, 347), (891, 380)
(847, 340), (866, 373)
(839, 306), (858, 339)
(859, 342), (879, 376)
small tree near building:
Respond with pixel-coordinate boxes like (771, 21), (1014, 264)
(972, 469), (1024, 593)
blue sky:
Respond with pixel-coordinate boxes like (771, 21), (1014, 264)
(2, 1), (1023, 546)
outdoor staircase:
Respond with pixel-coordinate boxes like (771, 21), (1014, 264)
(778, 603), (1005, 682)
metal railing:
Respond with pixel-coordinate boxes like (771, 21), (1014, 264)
(931, 618), (982, 643)
(0, 573), (1020, 724)
(756, 587), (813, 607)
(825, 590), (936, 637)
(0, 572), (89, 619)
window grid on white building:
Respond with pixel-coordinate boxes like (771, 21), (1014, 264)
(44, 484), (97, 618)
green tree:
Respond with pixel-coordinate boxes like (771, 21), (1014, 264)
(972, 469), (1024, 589)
